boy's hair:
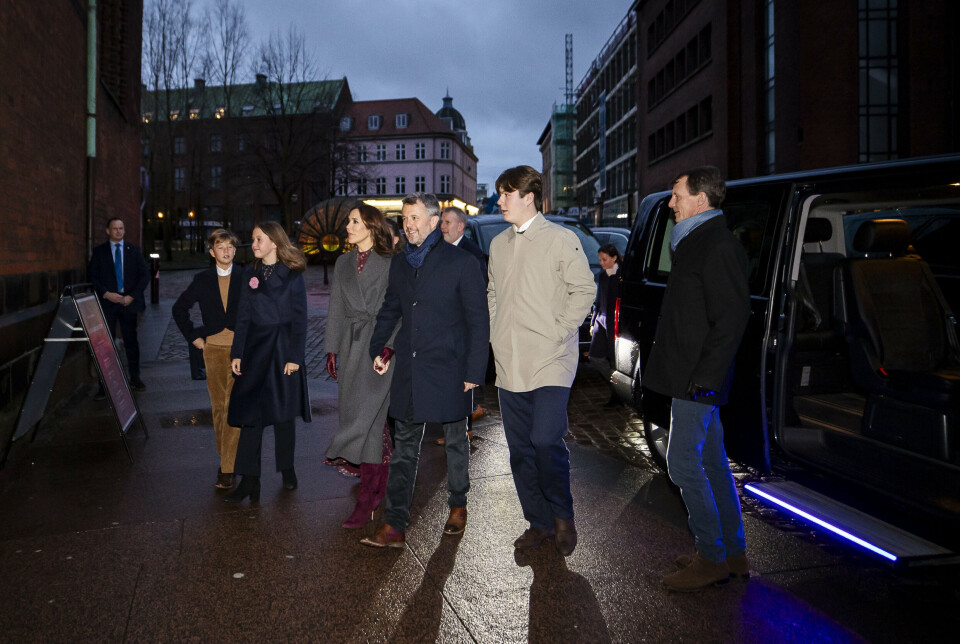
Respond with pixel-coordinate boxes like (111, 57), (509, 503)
(208, 228), (240, 250)
(495, 165), (543, 212)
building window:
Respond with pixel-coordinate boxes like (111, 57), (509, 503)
(189, 108), (200, 120)
(858, 0), (898, 162)
(647, 96), (712, 164)
(210, 166), (222, 189)
(141, 139), (149, 156)
(415, 142), (426, 160)
(359, 146), (368, 163)
(440, 141), (451, 159)
(368, 114), (382, 130)
(647, 0), (702, 57)
(440, 174), (451, 193)
(237, 135), (246, 152)
(215, 107), (225, 119)
(174, 137), (185, 155)
(340, 116), (353, 131)
(415, 175), (426, 192)
(396, 113), (408, 128)
(174, 167), (185, 191)
(395, 144), (406, 160)
(210, 135), (222, 153)
(647, 24), (712, 110)
(357, 178), (368, 195)
(242, 105), (254, 117)
(375, 177), (387, 195)
(142, 112), (153, 123)
(336, 179), (347, 196)
(169, 109), (180, 121)
(376, 144), (387, 161)
(762, 1), (775, 173)
(396, 176), (406, 194)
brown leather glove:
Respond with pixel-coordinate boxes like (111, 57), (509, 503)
(326, 353), (337, 380)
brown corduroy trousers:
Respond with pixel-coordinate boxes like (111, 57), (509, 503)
(203, 343), (242, 473)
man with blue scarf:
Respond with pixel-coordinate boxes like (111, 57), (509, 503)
(362, 193), (489, 548)
(644, 166), (751, 591)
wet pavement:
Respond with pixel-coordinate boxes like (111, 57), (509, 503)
(0, 265), (957, 642)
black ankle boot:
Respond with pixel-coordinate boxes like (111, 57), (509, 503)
(223, 475), (260, 503)
(282, 468), (298, 490)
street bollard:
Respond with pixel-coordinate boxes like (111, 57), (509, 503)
(150, 253), (160, 304)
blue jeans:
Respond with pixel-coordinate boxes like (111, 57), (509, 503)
(666, 398), (746, 562)
(499, 387), (573, 530)
(384, 417), (470, 532)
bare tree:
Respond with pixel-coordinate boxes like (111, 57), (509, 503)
(246, 26), (337, 233)
(206, 0), (248, 117)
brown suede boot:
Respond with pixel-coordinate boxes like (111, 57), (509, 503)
(662, 553), (730, 591)
(675, 552), (750, 579)
(360, 524), (405, 549)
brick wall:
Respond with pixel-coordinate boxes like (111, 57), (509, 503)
(0, 0), (142, 453)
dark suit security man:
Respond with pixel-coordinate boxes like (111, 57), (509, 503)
(644, 166), (751, 591)
(89, 217), (149, 392)
(361, 193), (489, 548)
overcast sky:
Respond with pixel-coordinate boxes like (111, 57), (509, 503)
(239, 0), (633, 194)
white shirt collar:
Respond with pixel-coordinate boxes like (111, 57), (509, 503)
(451, 235), (464, 246)
(513, 212), (541, 234)
(216, 264), (233, 277)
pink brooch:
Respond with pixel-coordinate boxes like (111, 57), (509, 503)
(249, 276), (259, 289)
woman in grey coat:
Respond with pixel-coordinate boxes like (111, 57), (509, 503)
(324, 203), (398, 528)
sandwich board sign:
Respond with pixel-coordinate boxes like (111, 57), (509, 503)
(12, 286), (146, 461)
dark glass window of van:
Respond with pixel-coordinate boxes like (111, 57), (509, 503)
(645, 195), (777, 295)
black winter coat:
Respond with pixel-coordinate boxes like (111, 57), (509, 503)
(589, 267), (620, 362)
(228, 263), (311, 427)
(370, 241), (489, 423)
(644, 215), (750, 405)
(171, 265), (243, 342)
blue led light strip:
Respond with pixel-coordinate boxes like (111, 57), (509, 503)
(744, 484), (898, 562)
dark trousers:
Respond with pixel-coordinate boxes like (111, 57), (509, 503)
(385, 417), (470, 532)
(499, 386), (573, 530)
(103, 305), (141, 379)
(234, 419), (296, 477)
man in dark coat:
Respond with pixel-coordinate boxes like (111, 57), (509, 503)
(438, 205), (488, 433)
(361, 193), (489, 548)
(644, 166), (751, 591)
(88, 217), (150, 391)
(172, 229), (244, 489)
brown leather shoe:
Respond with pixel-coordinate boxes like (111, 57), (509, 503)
(215, 468), (236, 489)
(554, 518), (578, 556)
(676, 552), (750, 579)
(513, 526), (555, 549)
(360, 524), (406, 549)
(435, 431), (473, 446)
(470, 406), (486, 421)
(443, 507), (467, 535)
(662, 553), (730, 591)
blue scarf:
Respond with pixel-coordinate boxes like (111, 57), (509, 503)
(670, 208), (723, 251)
(404, 227), (442, 269)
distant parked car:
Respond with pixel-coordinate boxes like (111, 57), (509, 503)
(590, 226), (631, 257)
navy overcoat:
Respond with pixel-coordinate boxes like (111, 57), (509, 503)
(88, 240), (150, 314)
(228, 263), (312, 427)
(370, 240), (489, 424)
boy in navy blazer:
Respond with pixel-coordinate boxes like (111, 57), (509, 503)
(172, 229), (244, 489)
(88, 217), (150, 391)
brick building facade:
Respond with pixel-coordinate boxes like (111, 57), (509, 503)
(0, 0), (143, 453)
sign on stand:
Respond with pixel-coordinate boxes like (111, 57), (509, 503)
(12, 285), (147, 462)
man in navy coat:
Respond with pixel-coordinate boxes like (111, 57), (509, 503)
(88, 217), (150, 391)
(362, 193), (489, 548)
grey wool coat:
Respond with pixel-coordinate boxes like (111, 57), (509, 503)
(323, 249), (397, 464)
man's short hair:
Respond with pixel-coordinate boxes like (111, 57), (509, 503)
(106, 217), (124, 227)
(442, 206), (468, 226)
(496, 165), (543, 212)
(208, 228), (240, 249)
(672, 166), (726, 208)
(402, 192), (440, 218)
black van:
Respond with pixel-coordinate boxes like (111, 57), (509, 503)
(612, 155), (960, 561)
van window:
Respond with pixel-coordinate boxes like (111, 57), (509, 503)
(644, 187), (781, 295)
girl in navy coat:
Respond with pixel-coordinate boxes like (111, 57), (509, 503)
(224, 221), (312, 504)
